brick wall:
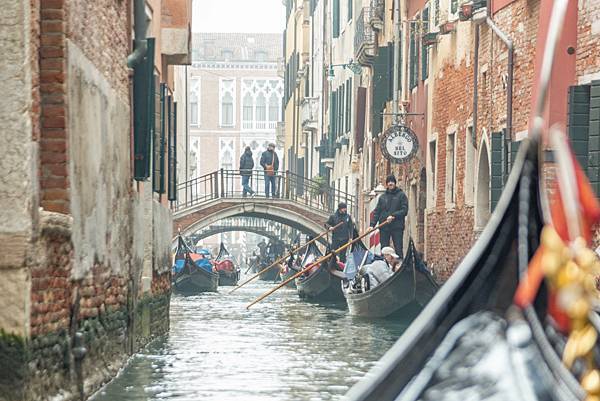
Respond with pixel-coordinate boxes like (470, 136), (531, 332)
(577, 0), (600, 80)
(39, 0), (69, 214)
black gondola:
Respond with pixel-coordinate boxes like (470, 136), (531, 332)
(295, 242), (345, 303)
(343, 239), (438, 318)
(214, 243), (240, 286)
(173, 236), (219, 294)
(346, 135), (593, 400)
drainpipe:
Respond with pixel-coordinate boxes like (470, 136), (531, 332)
(127, 0), (148, 68)
(472, 25), (479, 146)
(485, 17), (513, 140)
(392, 0), (401, 121)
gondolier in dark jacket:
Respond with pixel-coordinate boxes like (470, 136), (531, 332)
(239, 146), (255, 197)
(325, 202), (355, 263)
(369, 175), (408, 259)
(260, 143), (279, 198)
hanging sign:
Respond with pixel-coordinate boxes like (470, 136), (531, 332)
(380, 124), (419, 164)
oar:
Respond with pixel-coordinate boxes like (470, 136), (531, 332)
(230, 221), (344, 294)
(246, 220), (392, 309)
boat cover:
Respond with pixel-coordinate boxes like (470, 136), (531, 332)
(396, 311), (562, 401)
(343, 241), (372, 280)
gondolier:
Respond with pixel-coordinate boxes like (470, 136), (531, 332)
(369, 175), (408, 259)
(325, 202), (355, 263)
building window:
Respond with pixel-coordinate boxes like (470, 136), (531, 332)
(476, 139), (491, 229)
(449, 0), (458, 19)
(409, 21), (418, 90)
(464, 126), (476, 206)
(220, 79), (235, 127)
(190, 78), (200, 126)
(241, 78), (283, 131)
(347, 0), (352, 21)
(446, 132), (456, 205)
(428, 138), (437, 207)
(255, 51), (267, 62)
(222, 49), (233, 61)
(421, 7), (429, 80)
(433, 0), (440, 26)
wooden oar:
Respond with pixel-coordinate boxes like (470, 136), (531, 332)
(246, 220), (392, 309)
(230, 221), (343, 294)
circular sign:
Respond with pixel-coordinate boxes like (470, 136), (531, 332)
(380, 125), (419, 164)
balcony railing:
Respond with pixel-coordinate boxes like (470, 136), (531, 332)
(370, 0), (385, 30)
(355, 7), (377, 65)
(301, 97), (319, 131)
(241, 120), (277, 131)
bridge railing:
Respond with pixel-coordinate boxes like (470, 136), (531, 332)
(174, 169), (357, 217)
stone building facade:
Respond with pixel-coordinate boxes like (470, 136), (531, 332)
(0, 0), (192, 400)
(282, 0), (600, 281)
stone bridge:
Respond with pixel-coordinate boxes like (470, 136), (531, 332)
(172, 169), (357, 238)
(187, 216), (300, 244)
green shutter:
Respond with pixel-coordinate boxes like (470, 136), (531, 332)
(490, 131), (505, 211)
(168, 101), (177, 201)
(331, 90), (338, 140)
(372, 45), (390, 137)
(333, 0), (340, 38)
(348, 0), (352, 20)
(133, 38), (156, 181)
(421, 8), (429, 80)
(568, 84), (591, 171)
(409, 23), (417, 89)
(153, 83), (166, 194)
(347, 77), (352, 133)
(589, 80), (600, 195)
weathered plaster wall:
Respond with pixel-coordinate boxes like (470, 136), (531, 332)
(67, 41), (133, 280)
(0, 0), (36, 339)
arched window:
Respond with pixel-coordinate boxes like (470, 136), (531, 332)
(243, 93), (254, 129)
(190, 79), (200, 126)
(268, 94), (279, 123)
(256, 93), (267, 129)
(475, 140), (491, 229)
(221, 93), (234, 126)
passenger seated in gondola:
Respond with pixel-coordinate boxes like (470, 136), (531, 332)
(358, 247), (397, 290)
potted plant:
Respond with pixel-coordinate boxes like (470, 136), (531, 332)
(439, 21), (456, 35)
(310, 175), (329, 197)
(422, 31), (439, 46)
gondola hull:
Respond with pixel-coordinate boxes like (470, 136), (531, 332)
(258, 266), (280, 281)
(296, 264), (344, 302)
(218, 269), (240, 286)
(345, 267), (416, 318)
(174, 268), (219, 294)
(281, 267), (297, 288)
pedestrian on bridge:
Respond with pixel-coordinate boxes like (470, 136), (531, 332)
(240, 146), (256, 197)
(260, 143), (279, 198)
(369, 175), (408, 259)
(325, 202), (355, 263)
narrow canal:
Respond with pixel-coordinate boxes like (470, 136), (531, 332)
(90, 278), (417, 401)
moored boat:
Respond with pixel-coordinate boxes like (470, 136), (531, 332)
(173, 236), (219, 294)
(343, 239), (438, 318)
(214, 243), (240, 286)
(295, 242), (344, 303)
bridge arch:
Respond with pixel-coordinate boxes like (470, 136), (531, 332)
(174, 199), (329, 239)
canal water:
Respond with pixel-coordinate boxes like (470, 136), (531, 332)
(90, 278), (416, 401)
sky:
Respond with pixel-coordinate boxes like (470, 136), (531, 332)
(193, 0), (285, 33)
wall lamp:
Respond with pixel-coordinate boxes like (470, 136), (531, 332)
(327, 60), (363, 81)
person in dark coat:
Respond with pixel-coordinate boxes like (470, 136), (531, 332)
(260, 143), (279, 198)
(369, 174), (408, 259)
(239, 146), (255, 197)
(325, 202), (355, 263)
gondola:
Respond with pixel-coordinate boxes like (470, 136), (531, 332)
(258, 258), (281, 281)
(173, 236), (219, 294)
(346, 132), (599, 400)
(214, 243), (240, 286)
(295, 242), (345, 303)
(343, 239), (438, 318)
(277, 256), (298, 289)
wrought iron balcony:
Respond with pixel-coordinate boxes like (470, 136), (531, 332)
(301, 97), (319, 131)
(355, 7), (377, 65)
(370, 0), (385, 31)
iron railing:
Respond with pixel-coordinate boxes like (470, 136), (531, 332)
(355, 7), (377, 65)
(370, 0), (385, 30)
(174, 169), (357, 218)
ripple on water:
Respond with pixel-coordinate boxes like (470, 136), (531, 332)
(89, 279), (412, 401)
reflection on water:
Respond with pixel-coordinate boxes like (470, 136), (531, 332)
(90, 279), (416, 401)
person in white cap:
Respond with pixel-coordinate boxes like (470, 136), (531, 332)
(358, 247), (397, 290)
